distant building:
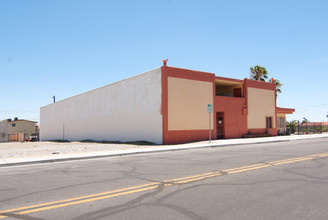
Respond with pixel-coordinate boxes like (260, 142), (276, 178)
(40, 65), (294, 144)
(299, 122), (328, 133)
(301, 122), (328, 126)
(0, 118), (38, 142)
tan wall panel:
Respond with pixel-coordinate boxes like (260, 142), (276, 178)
(247, 87), (275, 129)
(277, 113), (285, 117)
(168, 77), (213, 130)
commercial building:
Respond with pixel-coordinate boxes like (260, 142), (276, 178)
(40, 64), (294, 144)
(0, 118), (38, 142)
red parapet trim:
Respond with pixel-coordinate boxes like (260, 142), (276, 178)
(245, 78), (276, 90)
(276, 107), (295, 114)
(164, 66), (215, 82)
(243, 78), (248, 114)
(212, 77), (217, 140)
(161, 66), (169, 144)
(165, 130), (215, 145)
(215, 76), (243, 83)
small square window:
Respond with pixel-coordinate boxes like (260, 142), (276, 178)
(12, 123), (16, 127)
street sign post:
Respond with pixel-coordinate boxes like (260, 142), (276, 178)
(208, 104), (213, 143)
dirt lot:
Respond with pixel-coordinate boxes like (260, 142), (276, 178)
(0, 141), (162, 159)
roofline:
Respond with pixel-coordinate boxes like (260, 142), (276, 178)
(163, 65), (215, 75)
(215, 76), (243, 83)
(245, 78), (276, 91)
(1, 119), (38, 123)
(41, 67), (162, 109)
(276, 107), (295, 114)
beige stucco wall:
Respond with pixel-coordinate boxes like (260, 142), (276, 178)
(277, 113), (285, 118)
(40, 68), (163, 144)
(0, 121), (8, 142)
(168, 77), (213, 130)
(8, 121), (37, 136)
(247, 87), (275, 129)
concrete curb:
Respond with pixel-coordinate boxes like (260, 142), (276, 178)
(1, 134), (327, 167)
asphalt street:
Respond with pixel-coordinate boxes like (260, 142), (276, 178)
(0, 138), (327, 220)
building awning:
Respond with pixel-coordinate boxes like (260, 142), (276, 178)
(276, 107), (295, 114)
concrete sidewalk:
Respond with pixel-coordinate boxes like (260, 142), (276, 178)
(1, 133), (327, 167)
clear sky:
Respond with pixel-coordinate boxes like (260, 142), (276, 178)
(1, 0), (328, 123)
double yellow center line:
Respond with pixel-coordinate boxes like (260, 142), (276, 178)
(1, 152), (328, 218)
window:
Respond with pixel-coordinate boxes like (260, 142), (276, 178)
(277, 117), (285, 128)
(266, 117), (272, 128)
(12, 123), (16, 127)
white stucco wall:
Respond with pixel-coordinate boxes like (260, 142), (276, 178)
(40, 68), (163, 144)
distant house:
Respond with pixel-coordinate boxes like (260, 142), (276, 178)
(40, 64), (295, 144)
(0, 118), (38, 142)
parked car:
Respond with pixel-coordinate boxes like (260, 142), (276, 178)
(28, 135), (38, 142)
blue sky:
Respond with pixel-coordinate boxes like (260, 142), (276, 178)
(1, 0), (328, 123)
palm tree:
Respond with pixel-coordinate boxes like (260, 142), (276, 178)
(269, 78), (283, 95)
(249, 65), (283, 96)
(301, 117), (308, 125)
(250, 65), (269, 81)
(286, 120), (297, 133)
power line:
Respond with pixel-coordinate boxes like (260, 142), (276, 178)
(295, 104), (328, 109)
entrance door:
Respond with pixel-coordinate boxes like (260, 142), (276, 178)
(216, 112), (225, 139)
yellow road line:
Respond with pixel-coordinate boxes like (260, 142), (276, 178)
(16, 186), (159, 216)
(223, 163), (269, 172)
(0, 182), (161, 215)
(225, 164), (272, 174)
(1, 152), (328, 218)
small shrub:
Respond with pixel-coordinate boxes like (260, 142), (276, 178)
(125, 141), (154, 145)
(50, 140), (70, 143)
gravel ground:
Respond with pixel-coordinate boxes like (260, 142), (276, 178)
(0, 141), (164, 159)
